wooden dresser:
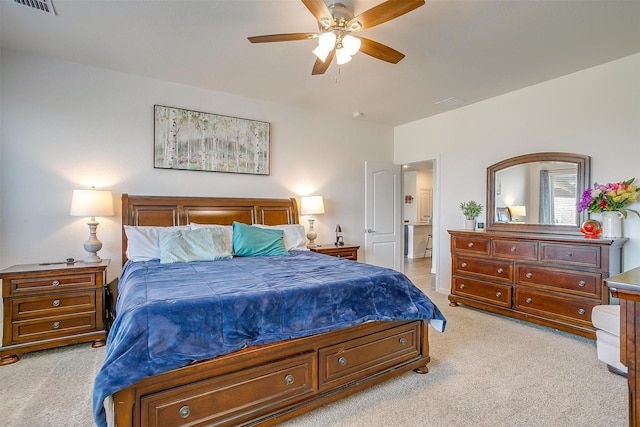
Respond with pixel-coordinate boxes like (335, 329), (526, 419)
(448, 230), (625, 338)
(606, 267), (640, 426)
(0, 260), (109, 365)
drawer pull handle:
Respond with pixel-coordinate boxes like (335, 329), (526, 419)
(284, 374), (295, 385)
(338, 357), (347, 366)
(510, 246), (517, 252)
(525, 298), (532, 304)
(525, 273), (533, 279)
(53, 300), (60, 307)
(566, 252), (573, 257)
(399, 337), (407, 346)
(497, 268), (504, 274)
(52, 280), (60, 286)
(496, 292), (502, 298)
(52, 321), (60, 329)
(179, 405), (191, 419)
(578, 281), (586, 287)
(460, 283), (466, 289)
(578, 308), (585, 315)
(461, 262), (467, 268)
(467, 242), (474, 248)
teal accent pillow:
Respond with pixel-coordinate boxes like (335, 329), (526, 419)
(159, 227), (232, 264)
(232, 221), (289, 256)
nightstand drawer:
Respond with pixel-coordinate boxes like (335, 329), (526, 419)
(11, 312), (97, 343)
(309, 244), (360, 261)
(12, 291), (96, 320)
(11, 273), (96, 294)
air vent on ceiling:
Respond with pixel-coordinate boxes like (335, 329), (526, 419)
(435, 97), (465, 108)
(13, 0), (57, 16)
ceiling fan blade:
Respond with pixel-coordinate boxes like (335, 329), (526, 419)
(348, 0), (425, 31)
(359, 37), (405, 64)
(312, 49), (335, 75)
(248, 33), (317, 43)
(301, 0), (334, 27)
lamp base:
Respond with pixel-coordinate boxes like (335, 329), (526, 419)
(83, 221), (103, 264)
(83, 254), (103, 264)
(306, 231), (318, 247)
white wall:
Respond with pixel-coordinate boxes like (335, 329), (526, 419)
(0, 49), (394, 281)
(395, 53), (640, 293)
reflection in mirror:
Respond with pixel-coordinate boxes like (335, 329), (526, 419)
(487, 152), (590, 234)
(495, 161), (579, 225)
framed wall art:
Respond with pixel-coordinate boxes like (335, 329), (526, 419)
(154, 105), (270, 175)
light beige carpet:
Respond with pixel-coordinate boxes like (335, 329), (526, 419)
(0, 280), (627, 426)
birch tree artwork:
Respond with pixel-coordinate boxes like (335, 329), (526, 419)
(154, 105), (270, 175)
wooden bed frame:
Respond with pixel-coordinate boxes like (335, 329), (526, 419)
(111, 194), (431, 427)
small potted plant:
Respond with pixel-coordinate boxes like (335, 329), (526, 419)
(459, 200), (483, 230)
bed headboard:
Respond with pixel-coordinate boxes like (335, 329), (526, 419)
(121, 194), (299, 265)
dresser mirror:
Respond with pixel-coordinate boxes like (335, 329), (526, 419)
(486, 152), (590, 234)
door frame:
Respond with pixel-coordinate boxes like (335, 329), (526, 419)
(401, 157), (439, 277)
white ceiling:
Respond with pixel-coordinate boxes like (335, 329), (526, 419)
(2, 0), (639, 126)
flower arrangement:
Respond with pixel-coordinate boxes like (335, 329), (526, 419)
(577, 178), (639, 219)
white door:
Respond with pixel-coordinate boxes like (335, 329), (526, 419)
(364, 161), (402, 270)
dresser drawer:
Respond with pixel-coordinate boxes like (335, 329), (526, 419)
(492, 240), (537, 261)
(452, 276), (512, 308)
(11, 312), (97, 343)
(453, 255), (513, 282)
(10, 273), (96, 294)
(11, 291), (96, 320)
(452, 235), (490, 255)
(141, 352), (315, 427)
(514, 288), (597, 325)
(540, 243), (601, 268)
(516, 266), (601, 298)
(319, 322), (421, 389)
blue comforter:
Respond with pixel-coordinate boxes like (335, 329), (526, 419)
(93, 250), (445, 426)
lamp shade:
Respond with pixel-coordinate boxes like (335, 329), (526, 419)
(70, 189), (114, 217)
(508, 205), (526, 217)
(300, 195), (325, 216)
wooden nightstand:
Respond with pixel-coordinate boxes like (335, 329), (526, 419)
(0, 259), (109, 365)
(309, 244), (360, 261)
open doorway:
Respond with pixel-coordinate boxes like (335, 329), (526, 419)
(402, 160), (437, 282)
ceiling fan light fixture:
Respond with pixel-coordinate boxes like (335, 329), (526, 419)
(342, 35), (361, 56)
(312, 45), (332, 62)
(336, 48), (352, 65)
(317, 31), (337, 49)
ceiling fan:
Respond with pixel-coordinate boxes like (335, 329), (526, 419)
(248, 0), (425, 75)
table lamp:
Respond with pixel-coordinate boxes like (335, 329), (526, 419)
(70, 188), (114, 263)
(300, 195), (324, 247)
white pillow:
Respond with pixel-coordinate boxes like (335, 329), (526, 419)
(190, 223), (233, 253)
(124, 225), (190, 261)
(253, 224), (308, 251)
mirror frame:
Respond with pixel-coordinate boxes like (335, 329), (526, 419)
(486, 152), (590, 234)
